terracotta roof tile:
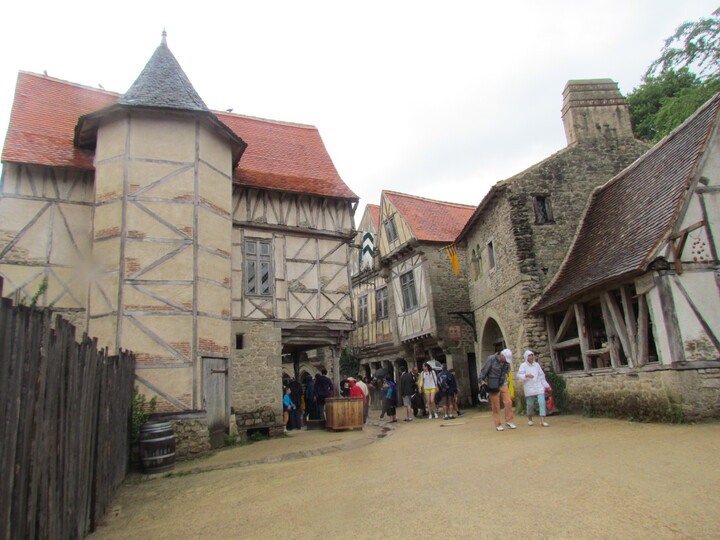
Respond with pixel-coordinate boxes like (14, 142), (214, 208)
(384, 191), (475, 243)
(531, 92), (720, 313)
(367, 204), (381, 230)
(2, 72), (357, 201)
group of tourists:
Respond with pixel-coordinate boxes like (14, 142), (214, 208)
(282, 348), (552, 432)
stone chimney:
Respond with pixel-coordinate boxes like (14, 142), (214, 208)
(562, 79), (634, 145)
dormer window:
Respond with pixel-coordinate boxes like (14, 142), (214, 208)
(534, 196), (554, 225)
(384, 216), (399, 243)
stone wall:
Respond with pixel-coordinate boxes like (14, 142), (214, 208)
(563, 366), (720, 421)
(231, 319), (283, 419)
(464, 138), (649, 363)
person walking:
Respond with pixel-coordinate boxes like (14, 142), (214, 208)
(449, 368), (464, 417)
(410, 366), (426, 417)
(380, 374), (398, 422)
(303, 374), (319, 421)
(420, 362), (439, 419)
(399, 366), (415, 422)
(517, 350), (551, 427)
(479, 349), (516, 431)
(436, 364), (456, 420)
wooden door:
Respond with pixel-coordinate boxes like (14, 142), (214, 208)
(202, 357), (228, 449)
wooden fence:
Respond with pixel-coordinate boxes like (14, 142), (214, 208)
(0, 280), (136, 540)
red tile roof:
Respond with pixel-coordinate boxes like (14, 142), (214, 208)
(384, 191), (475, 243)
(2, 71), (357, 201)
(531, 92), (720, 313)
(366, 204), (380, 230)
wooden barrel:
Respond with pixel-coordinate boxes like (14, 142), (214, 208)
(139, 421), (176, 473)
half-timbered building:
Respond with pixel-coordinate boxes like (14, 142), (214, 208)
(0, 34), (358, 449)
(531, 91), (720, 420)
(350, 191), (477, 401)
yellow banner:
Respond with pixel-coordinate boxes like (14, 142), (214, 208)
(444, 245), (460, 276)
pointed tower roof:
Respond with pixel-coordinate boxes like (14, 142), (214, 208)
(117, 30), (208, 111)
(74, 32), (247, 166)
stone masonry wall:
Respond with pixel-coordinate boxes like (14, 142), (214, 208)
(563, 367), (720, 421)
(231, 320), (283, 424)
(464, 138), (650, 366)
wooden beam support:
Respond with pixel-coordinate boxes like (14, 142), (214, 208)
(574, 303), (592, 371)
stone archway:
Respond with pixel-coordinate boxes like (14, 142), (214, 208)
(480, 317), (506, 362)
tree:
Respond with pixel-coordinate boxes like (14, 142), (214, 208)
(628, 8), (720, 142)
(646, 8), (720, 79)
(338, 345), (359, 376)
(627, 69), (700, 141)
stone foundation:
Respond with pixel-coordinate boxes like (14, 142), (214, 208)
(234, 406), (284, 441)
(562, 364), (720, 422)
(152, 412), (212, 461)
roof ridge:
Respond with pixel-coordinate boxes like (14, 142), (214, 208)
(383, 190), (476, 209)
(19, 70), (121, 97)
(216, 110), (318, 130)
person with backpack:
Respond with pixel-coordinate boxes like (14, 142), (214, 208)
(419, 362), (439, 419)
(479, 349), (516, 431)
(449, 368), (464, 417)
(436, 364), (456, 420)
(379, 374), (398, 422)
(303, 374), (319, 421)
(517, 350), (551, 427)
(399, 366), (415, 422)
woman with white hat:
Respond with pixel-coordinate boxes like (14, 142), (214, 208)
(517, 350), (551, 427)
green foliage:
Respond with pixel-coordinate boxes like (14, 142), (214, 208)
(224, 433), (238, 446)
(628, 70), (720, 142)
(249, 431), (267, 442)
(544, 368), (568, 411)
(630, 8), (720, 143)
(17, 276), (50, 308)
(131, 386), (157, 443)
(646, 8), (720, 79)
(627, 69), (701, 141)
(339, 345), (359, 376)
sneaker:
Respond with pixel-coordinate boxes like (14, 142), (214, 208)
(506, 422), (517, 429)
(434, 413), (440, 419)
(528, 421), (534, 426)
(389, 419), (398, 423)
(542, 422), (550, 427)
(496, 425), (504, 431)
(448, 416), (455, 419)
(428, 415), (434, 420)
(444, 415), (450, 420)
(457, 411), (465, 417)
(403, 418), (412, 422)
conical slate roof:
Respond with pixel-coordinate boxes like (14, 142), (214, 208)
(118, 32), (208, 111)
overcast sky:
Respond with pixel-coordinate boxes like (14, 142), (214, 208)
(1, 1), (718, 221)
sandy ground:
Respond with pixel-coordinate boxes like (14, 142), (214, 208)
(89, 412), (720, 540)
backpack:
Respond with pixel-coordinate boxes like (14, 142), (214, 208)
(437, 371), (450, 392)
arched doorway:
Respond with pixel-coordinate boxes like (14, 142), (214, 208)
(480, 318), (506, 362)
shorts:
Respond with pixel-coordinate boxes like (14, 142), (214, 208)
(402, 395), (412, 407)
(423, 388), (436, 394)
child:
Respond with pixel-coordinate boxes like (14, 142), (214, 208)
(283, 386), (296, 432)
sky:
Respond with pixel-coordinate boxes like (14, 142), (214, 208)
(1, 0), (718, 222)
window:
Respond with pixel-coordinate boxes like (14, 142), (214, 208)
(235, 334), (244, 349)
(400, 271), (418, 311)
(376, 287), (388, 319)
(245, 239), (272, 295)
(534, 196), (554, 225)
(358, 295), (369, 325)
(487, 240), (496, 271)
(384, 216), (399, 243)
(471, 247), (481, 280)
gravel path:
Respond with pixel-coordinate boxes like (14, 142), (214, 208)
(89, 413), (720, 540)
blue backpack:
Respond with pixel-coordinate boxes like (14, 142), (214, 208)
(437, 371), (450, 392)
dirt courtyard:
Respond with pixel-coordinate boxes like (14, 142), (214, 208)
(89, 413), (720, 540)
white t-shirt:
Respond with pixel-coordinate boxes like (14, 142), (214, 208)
(422, 370), (437, 390)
